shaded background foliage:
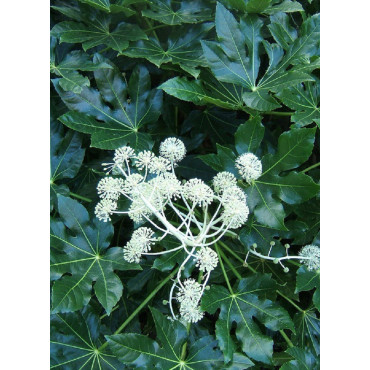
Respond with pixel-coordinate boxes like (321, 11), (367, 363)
(50, 0), (320, 368)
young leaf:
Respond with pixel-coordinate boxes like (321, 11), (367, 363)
(201, 274), (294, 364)
(51, 196), (141, 314)
(51, 307), (121, 369)
(142, 0), (213, 25)
(54, 56), (163, 150)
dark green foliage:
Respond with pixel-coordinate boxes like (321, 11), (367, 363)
(50, 0), (320, 368)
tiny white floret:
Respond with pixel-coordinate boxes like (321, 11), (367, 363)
(95, 198), (117, 222)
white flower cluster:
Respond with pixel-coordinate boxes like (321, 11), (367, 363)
(235, 153), (262, 183)
(123, 227), (155, 263)
(95, 138), (257, 323)
(195, 247), (218, 272)
(176, 279), (204, 323)
(299, 245), (320, 271)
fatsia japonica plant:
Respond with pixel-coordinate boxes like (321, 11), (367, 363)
(50, 0), (320, 368)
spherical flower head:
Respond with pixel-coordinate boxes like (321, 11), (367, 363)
(123, 174), (144, 195)
(221, 186), (246, 205)
(212, 172), (237, 193)
(114, 146), (135, 166)
(179, 302), (204, 323)
(148, 156), (172, 175)
(221, 200), (249, 229)
(154, 173), (182, 200)
(299, 245), (320, 271)
(97, 177), (124, 200)
(131, 227), (155, 253)
(123, 241), (142, 263)
(235, 153), (262, 183)
(159, 137), (186, 163)
(183, 179), (214, 206)
(135, 150), (155, 170)
(195, 247), (218, 272)
(176, 278), (202, 305)
(95, 198), (117, 222)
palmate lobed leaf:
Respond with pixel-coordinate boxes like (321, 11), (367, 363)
(51, 306), (122, 369)
(107, 307), (226, 369)
(54, 54), (163, 150)
(50, 45), (113, 93)
(142, 0), (213, 25)
(51, 9), (147, 53)
(200, 117), (319, 230)
(122, 23), (214, 78)
(51, 196), (141, 315)
(200, 3), (319, 111)
(201, 273), (294, 364)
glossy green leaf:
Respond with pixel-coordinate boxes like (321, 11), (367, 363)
(296, 265), (320, 310)
(276, 81), (320, 128)
(123, 23), (213, 78)
(51, 196), (141, 314)
(246, 128), (318, 229)
(54, 56), (162, 150)
(264, 0), (304, 15)
(280, 347), (319, 369)
(51, 12), (147, 53)
(107, 307), (223, 368)
(159, 69), (249, 111)
(50, 121), (85, 210)
(234, 115), (265, 154)
(292, 307), (320, 356)
(50, 49), (112, 93)
(201, 3), (319, 111)
(201, 274), (294, 364)
(51, 307), (121, 369)
(142, 0), (213, 25)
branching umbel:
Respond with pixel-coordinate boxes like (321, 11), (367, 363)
(95, 138), (320, 323)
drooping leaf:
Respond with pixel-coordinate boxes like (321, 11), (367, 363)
(54, 55), (163, 150)
(51, 307), (122, 369)
(234, 115), (265, 154)
(107, 307), (224, 369)
(51, 11), (147, 53)
(51, 196), (141, 314)
(142, 0), (213, 25)
(201, 3), (319, 111)
(122, 23), (213, 78)
(276, 81), (320, 128)
(201, 274), (294, 364)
